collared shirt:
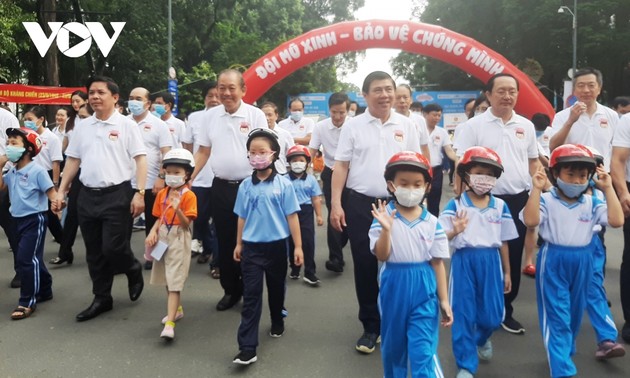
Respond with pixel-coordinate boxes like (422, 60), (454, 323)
(129, 113), (173, 189)
(163, 114), (186, 148)
(33, 128), (63, 171)
(369, 201), (449, 263)
(309, 117), (343, 168)
(409, 112), (430, 146)
(0, 108), (19, 156)
(335, 110), (421, 198)
(185, 109), (214, 188)
(273, 125), (294, 174)
(3, 161), (53, 217)
(439, 192), (517, 250)
(198, 102), (268, 181)
(288, 172), (321, 205)
(552, 103), (618, 171)
(454, 108), (538, 195)
(233, 173), (300, 243)
(537, 127), (555, 157)
(612, 114), (630, 181)
(277, 116), (315, 139)
(426, 126), (451, 166)
(66, 111), (146, 188)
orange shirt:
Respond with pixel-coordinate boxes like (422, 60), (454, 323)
(152, 187), (197, 225)
(312, 155), (324, 173)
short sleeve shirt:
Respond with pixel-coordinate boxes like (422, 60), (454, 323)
(3, 162), (53, 217)
(612, 113), (630, 181)
(163, 114), (186, 148)
(185, 109), (214, 187)
(129, 113), (173, 189)
(277, 117), (315, 140)
(274, 125), (295, 174)
(309, 118), (343, 168)
(288, 173), (322, 205)
(152, 186), (198, 225)
(33, 128), (63, 171)
(426, 126), (452, 166)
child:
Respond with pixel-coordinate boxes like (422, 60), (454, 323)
(312, 149), (324, 181)
(0, 127), (56, 320)
(232, 128), (303, 365)
(439, 146), (517, 378)
(369, 151), (452, 378)
(522, 144), (624, 378)
(286, 145), (323, 285)
(145, 148), (198, 340)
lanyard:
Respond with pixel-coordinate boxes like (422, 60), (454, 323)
(160, 188), (180, 234)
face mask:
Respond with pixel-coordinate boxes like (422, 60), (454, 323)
(5, 146), (26, 163)
(165, 174), (185, 188)
(535, 130), (544, 138)
(128, 100), (145, 116)
(290, 161), (307, 174)
(151, 111), (161, 118)
(467, 174), (496, 195)
(473, 111), (483, 117)
(392, 184), (426, 208)
(290, 111), (303, 122)
(348, 110), (356, 117)
(153, 104), (167, 116)
(556, 177), (588, 199)
(249, 152), (275, 170)
(24, 120), (38, 131)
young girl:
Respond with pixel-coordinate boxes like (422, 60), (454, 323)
(232, 128), (303, 365)
(369, 151), (452, 378)
(522, 144), (624, 378)
(145, 148), (197, 340)
(439, 146), (517, 378)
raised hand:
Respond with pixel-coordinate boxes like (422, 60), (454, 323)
(451, 210), (468, 236)
(371, 199), (396, 231)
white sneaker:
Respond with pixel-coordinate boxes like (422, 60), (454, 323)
(160, 324), (175, 340)
(477, 339), (493, 360)
(456, 369), (474, 378)
(191, 239), (203, 254)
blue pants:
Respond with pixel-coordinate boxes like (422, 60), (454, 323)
(15, 212), (52, 308)
(379, 262), (444, 378)
(450, 247), (504, 374)
(587, 235), (618, 343)
(238, 239), (288, 352)
(289, 204), (315, 276)
(536, 243), (592, 378)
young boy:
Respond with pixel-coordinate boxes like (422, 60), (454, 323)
(232, 128), (303, 365)
(522, 144), (624, 378)
(286, 145), (323, 285)
(0, 127), (57, 319)
(369, 151), (452, 378)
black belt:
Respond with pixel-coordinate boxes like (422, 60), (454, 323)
(82, 181), (129, 194)
(347, 188), (390, 203)
(214, 177), (244, 186)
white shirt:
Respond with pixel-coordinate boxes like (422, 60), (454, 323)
(277, 116), (315, 140)
(409, 112), (430, 146)
(309, 117), (344, 168)
(163, 114), (186, 148)
(551, 103), (618, 171)
(52, 126), (65, 142)
(369, 201), (449, 263)
(537, 127), (555, 157)
(198, 101), (268, 181)
(426, 126), (451, 166)
(611, 113), (630, 181)
(0, 108), (19, 155)
(454, 108), (538, 195)
(186, 109), (214, 187)
(439, 192), (518, 250)
(273, 125), (294, 174)
(65, 111), (146, 188)
(335, 110), (421, 198)
(33, 128), (63, 171)
(129, 113), (172, 189)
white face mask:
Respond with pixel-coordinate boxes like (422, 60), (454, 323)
(392, 185), (426, 208)
(165, 174), (186, 188)
(467, 174), (496, 195)
(347, 110), (356, 117)
(290, 161), (307, 174)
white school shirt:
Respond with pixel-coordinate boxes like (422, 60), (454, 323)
(551, 103), (618, 171)
(185, 109), (214, 188)
(129, 113), (172, 189)
(197, 101), (268, 181)
(537, 127), (555, 157)
(612, 114), (630, 181)
(309, 117), (343, 169)
(0, 108), (19, 156)
(33, 128), (63, 171)
(273, 125), (294, 174)
(439, 192), (518, 250)
(518, 188), (607, 247)
(277, 116), (315, 140)
(163, 114), (186, 148)
(369, 201), (449, 263)
(335, 110), (421, 198)
(65, 111), (146, 188)
(454, 108), (538, 195)
(426, 126), (451, 167)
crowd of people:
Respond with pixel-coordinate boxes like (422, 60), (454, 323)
(1, 66), (630, 377)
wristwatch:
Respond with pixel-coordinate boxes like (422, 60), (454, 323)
(136, 189), (146, 196)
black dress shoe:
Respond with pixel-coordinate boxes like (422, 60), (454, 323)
(50, 255), (74, 265)
(127, 262), (144, 302)
(216, 294), (241, 311)
(10, 274), (20, 288)
(76, 300), (113, 322)
(325, 260), (344, 273)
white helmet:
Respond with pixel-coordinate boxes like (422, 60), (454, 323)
(162, 148), (195, 172)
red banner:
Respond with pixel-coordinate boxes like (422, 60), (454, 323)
(0, 84), (85, 105)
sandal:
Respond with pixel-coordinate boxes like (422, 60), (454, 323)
(11, 306), (35, 320)
(210, 267), (220, 280)
(522, 264), (536, 278)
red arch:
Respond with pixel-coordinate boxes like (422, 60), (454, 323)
(243, 20), (553, 119)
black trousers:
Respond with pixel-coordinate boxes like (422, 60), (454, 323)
(143, 189), (157, 238)
(344, 189), (387, 334)
(46, 170), (63, 243)
(212, 178), (243, 298)
(620, 182), (630, 323)
(494, 191), (529, 320)
(0, 190), (19, 255)
(77, 181), (139, 299)
(58, 173), (82, 260)
(321, 166), (348, 263)
(192, 186), (216, 259)
(427, 166), (443, 217)
(289, 204), (316, 276)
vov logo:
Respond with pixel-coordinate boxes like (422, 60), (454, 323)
(23, 22), (126, 58)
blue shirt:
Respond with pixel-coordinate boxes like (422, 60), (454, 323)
(3, 162), (53, 217)
(288, 172), (322, 205)
(234, 172), (301, 243)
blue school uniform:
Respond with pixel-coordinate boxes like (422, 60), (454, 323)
(287, 172), (322, 276)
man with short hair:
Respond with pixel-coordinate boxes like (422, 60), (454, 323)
(394, 84), (431, 161)
(277, 98), (314, 146)
(260, 101), (294, 174)
(153, 92), (186, 148)
(612, 96), (630, 117)
(348, 101), (359, 117)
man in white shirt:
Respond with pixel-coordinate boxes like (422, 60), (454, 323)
(153, 92), (186, 148)
(277, 98), (314, 146)
(260, 101), (294, 174)
(394, 84), (431, 161)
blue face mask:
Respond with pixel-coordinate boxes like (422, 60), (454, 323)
(290, 111), (303, 122)
(127, 100), (145, 116)
(153, 104), (167, 116)
(556, 177), (588, 199)
(151, 111), (161, 118)
(535, 130), (544, 138)
(24, 120), (38, 132)
(5, 145), (26, 163)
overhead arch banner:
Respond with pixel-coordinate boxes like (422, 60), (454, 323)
(243, 20), (554, 119)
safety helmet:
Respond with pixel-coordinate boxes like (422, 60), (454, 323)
(457, 146), (503, 178)
(162, 148), (195, 173)
(286, 145), (311, 163)
(549, 144), (596, 170)
(384, 151), (432, 182)
(246, 128), (280, 159)
(6, 127), (42, 157)
(578, 145), (604, 167)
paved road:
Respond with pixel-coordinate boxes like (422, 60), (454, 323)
(0, 182), (629, 377)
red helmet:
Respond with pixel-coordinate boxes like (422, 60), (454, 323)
(577, 145), (604, 167)
(549, 144), (596, 170)
(384, 151), (432, 180)
(286, 145), (311, 163)
(6, 127), (42, 157)
(457, 146), (503, 178)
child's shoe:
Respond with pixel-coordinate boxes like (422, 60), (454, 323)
(522, 264), (536, 278)
(477, 339), (493, 360)
(456, 369), (474, 378)
(161, 305), (184, 324)
(160, 321), (175, 340)
(595, 340), (626, 360)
